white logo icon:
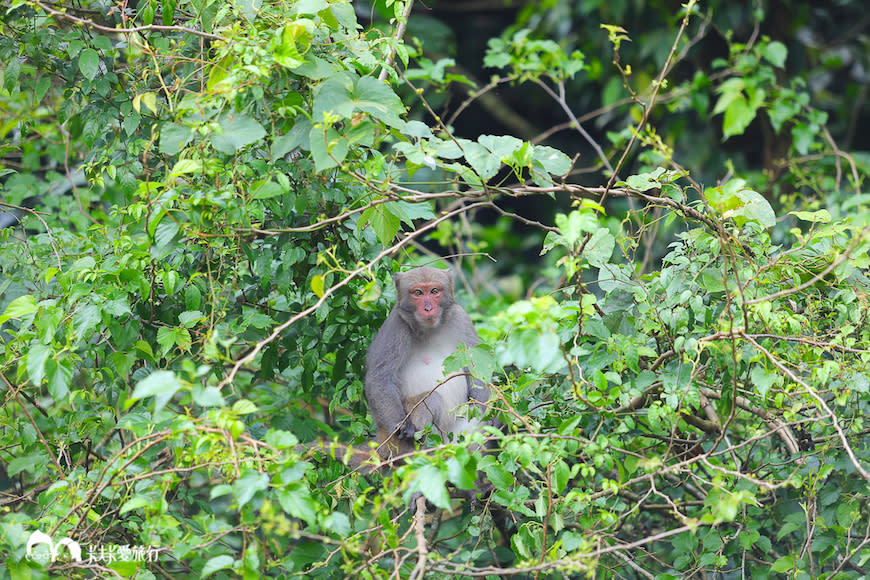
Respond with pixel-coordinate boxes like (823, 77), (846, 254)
(26, 530), (83, 563)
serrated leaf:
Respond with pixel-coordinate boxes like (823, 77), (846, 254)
(159, 122), (193, 156)
(790, 209), (831, 223)
(178, 310), (203, 327)
(0, 294), (38, 324)
(47, 358), (73, 400)
(129, 370), (182, 413)
(26, 343), (51, 386)
(73, 304), (101, 343)
(211, 113), (266, 154)
(762, 41), (787, 68)
(584, 227), (615, 267)
(532, 145), (572, 176)
(157, 326), (177, 355)
(79, 48), (100, 80)
(313, 73), (405, 128)
(358, 204), (401, 245)
(446, 457), (477, 490)
(721, 94), (756, 140)
(169, 158), (202, 177)
(201, 555), (234, 577)
(625, 168), (667, 192)
(232, 399), (257, 414)
(409, 464), (450, 509)
(120, 496), (151, 515)
(278, 485), (317, 525)
(483, 462), (514, 489)
(463, 141), (500, 180)
(234, 471), (268, 508)
(479, 134), (523, 159)
(273, 23), (311, 69)
(193, 386), (226, 407)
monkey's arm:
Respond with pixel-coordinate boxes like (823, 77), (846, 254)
(445, 305), (488, 404)
(364, 312), (416, 439)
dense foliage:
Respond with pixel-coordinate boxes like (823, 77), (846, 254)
(1, 0), (869, 578)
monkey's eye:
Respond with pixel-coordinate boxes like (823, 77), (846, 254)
(430, 287), (440, 295)
(412, 289), (423, 297)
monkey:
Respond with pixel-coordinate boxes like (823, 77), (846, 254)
(364, 266), (490, 460)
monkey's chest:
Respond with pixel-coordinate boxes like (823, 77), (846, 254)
(400, 339), (467, 411)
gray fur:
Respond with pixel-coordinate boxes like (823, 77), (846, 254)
(364, 267), (486, 453)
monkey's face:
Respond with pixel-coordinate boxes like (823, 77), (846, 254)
(408, 282), (444, 326)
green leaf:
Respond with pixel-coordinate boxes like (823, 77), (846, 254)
(311, 275), (325, 298)
(358, 204), (401, 244)
(159, 122), (194, 156)
(272, 23), (311, 69)
(46, 358), (73, 400)
(727, 189), (776, 228)
(308, 125), (348, 172)
(169, 158), (202, 178)
(552, 460), (570, 494)
(792, 121), (817, 155)
(446, 456), (477, 490)
(483, 462), (515, 489)
(211, 113), (267, 154)
(236, 0), (261, 21)
(35, 76), (51, 103)
(201, 555), (235, 577)
(3, 57), (20, 93)
(26, 342), (51, 386)
(79, 48), (100, 80)
(479, 134), (523, 160)
(408, 464), (450, 509)
(129, 370), (182, 413)
(625, 168), (667, 192)
(463, 140), (500, 180)
(532, 145), (572, 176)
(720, 94), (757, 140)
(120, 496), (152, 515)
(178, 310), (204, 327)
(761, 41), (787, 68)
(232, 399), (258, 414)
(790, 209), (831, 223)
(252, 180), (284, 200)
(0, 295), (38, 324)
(161, 0), (176, 25)
(289, 0), (328, 14)
(193, 386), (226, 407)
(584, 227), (615, 267)
(234, 471), (268, 508)
(278, 484), (317, 525)
(313, 73), (405, 128)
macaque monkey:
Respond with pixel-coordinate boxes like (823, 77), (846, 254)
(365, 266), (490, 459)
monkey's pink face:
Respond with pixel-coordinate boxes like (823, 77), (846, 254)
(409, 283), (444, 325)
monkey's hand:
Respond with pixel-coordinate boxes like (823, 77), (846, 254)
(396, 420), (418, 441)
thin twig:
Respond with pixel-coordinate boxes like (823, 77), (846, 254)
(32, 0), (227, 42)
(378, 0), (414, 82)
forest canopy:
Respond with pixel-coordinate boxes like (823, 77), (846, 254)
(1, 0), (869, 578)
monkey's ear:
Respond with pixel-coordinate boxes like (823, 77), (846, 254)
(393, 271), (405, 293)
(445, 266), (457, 293)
